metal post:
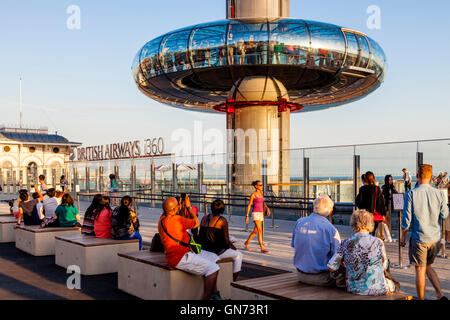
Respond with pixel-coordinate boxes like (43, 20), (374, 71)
(391, 210), (410, 269)
(416, 152), (423, 174)
(303, 157), (310, 217)
(151, 160), (156, 208)
(227, 162), (232, 222)
(85, 166), (90, 194)
(51, 168), (56, 189)
(131, 162), (138, 216)
(172, 162), (177, 193)
(0, 168), (3, 194)
(353, 154), (360, 209)
(197, 163), (203, 195)
(99, 164), (104, 193)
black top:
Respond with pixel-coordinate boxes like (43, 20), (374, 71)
(356, 185), (386, 216)
(196, 215), (229, 255)
(19, 199), (42, 225)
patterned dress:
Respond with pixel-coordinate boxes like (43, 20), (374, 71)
(327, 232), (396, 296)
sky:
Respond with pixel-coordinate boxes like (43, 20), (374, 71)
(0, 0), (450, 153)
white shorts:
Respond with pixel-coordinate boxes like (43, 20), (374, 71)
(175, 250), (220, 277)
(252, 212), (264, 222)
(218, 248), (243, 273)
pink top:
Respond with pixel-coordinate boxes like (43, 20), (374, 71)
(253, 195), (264, 213)
(94, 207), (112, 238)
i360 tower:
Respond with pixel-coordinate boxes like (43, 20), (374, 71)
(132, 0), (386, 193)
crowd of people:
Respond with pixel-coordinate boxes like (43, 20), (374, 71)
(7, 165), (448, 301)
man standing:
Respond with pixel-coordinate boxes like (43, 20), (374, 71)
(400, 164), (448, 300)
(158, 196), (222, 300)
(402, 168), (412, 192)
(291, 195), (342, 286)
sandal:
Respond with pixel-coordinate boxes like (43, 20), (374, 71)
(261, 249), (270, 254)
(244, 243), (251, 251)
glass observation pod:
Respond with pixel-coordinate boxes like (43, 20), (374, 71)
(132, 19), (386, 113)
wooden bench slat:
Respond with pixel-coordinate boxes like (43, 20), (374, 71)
(55, 234), (139, 247)
(16, 225), (81, 233)
(232, 272), (412, 300)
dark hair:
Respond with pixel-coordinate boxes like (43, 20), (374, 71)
(46, 188), (56, 198)
(39, 175), (45, 181)
(8, 200), (13, 207)
(109, 174), (115, 180)
(94, 196), (111, 218)
(365, 171), (376, 185)
(211, 199), (225, 216)
(402, 168), (407, 171)
(85, 194), (103, 218)
(252, 180), (262, 187)
(361, 174), (366, 182)
(62, 193), (75, 207)
(19, 190), (28, 202)
(115, 196), (133, 225)
(384, 175), (393, 186)
(32, 192), (39, 199)
(60, 175), (65, 180)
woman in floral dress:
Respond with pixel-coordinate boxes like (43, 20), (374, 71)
(328, 209), (399, 296)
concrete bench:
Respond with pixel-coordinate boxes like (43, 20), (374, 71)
(55, 234), (140, 275)
(0, 217), (17, 243)
(118, 251), (234, 300)
(231, 272), (413, 300)
(15, 225), (81, 256)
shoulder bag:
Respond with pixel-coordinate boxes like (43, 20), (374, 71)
(160, 217), (202, 254)
(373, 187), (385, 223)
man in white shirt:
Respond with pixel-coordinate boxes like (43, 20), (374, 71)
(42, 188), (59, 220)
(402, 168), (412, 192)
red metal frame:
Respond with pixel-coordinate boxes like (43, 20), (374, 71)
(212, 99), (304, 114)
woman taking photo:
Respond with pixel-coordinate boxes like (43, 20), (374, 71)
(382, 175), (398, 233)
(244, 180), (270, 254)
(356, 171), (386, 237)
(111, 196), (142, 250)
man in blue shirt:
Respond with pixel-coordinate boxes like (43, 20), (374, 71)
(291, 195), (341, 286)
(401, 164), (449, 300)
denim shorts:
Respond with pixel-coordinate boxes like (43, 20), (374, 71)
(409, 238), (441, 267)
(110, 188), (119, 193)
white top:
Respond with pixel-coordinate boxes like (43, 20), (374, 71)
(402, 171), (411, 183)
(36, 202), (45, 220)
(43, 197), (58, 219)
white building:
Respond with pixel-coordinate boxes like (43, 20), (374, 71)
(0, 126), (81, 193)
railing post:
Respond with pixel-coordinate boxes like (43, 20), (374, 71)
(438, 219), (447, 259)
(353, 154), (360, 210)
(172, 162), (177, 193)
(85, 166), (90, 194)
(391, 210), (410, 269)
(303, 157), (310, 217)
(151, 159), (155, 208)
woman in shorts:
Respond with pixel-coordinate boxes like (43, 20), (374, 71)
(244, 180), (270, 253)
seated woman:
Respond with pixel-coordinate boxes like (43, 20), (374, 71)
(46, 193), (81, 228)
(196, 199), (242, 281)
(81, 194), (102, 236)
(17, 186), (44, 226)
(327, 209), (399, 296)
(111, 196), (142, 250)
(94, 196), (112, 239)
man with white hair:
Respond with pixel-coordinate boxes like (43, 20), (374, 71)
(291, 195), (342, 286)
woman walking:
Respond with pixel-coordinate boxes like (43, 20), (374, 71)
(382, 175), (398, 233)
(356, 171), (386, 238)
(244, 181), (270, 253)
(60, 175), (68, 193)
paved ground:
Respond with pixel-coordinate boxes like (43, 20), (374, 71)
(1, 195), (448, 300)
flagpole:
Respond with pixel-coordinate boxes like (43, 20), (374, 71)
(19, 77), (23, 128)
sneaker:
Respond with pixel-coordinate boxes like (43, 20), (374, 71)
(210, 291), (223, 300)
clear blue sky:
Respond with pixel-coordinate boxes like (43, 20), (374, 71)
(0, 0), (449, 152)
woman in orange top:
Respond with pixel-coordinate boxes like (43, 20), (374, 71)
(94, 196), (113, 238)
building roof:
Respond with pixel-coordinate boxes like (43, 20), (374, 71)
(0, 127), (81, 146)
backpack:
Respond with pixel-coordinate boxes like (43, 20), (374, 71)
(150, 233), (164, 252)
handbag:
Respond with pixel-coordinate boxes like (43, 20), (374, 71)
(373, 187), (385, 223)
(160, 217), (202, 254)
(150, 233), (164, 252)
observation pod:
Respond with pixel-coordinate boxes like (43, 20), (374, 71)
(132, 0), (387, 193)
